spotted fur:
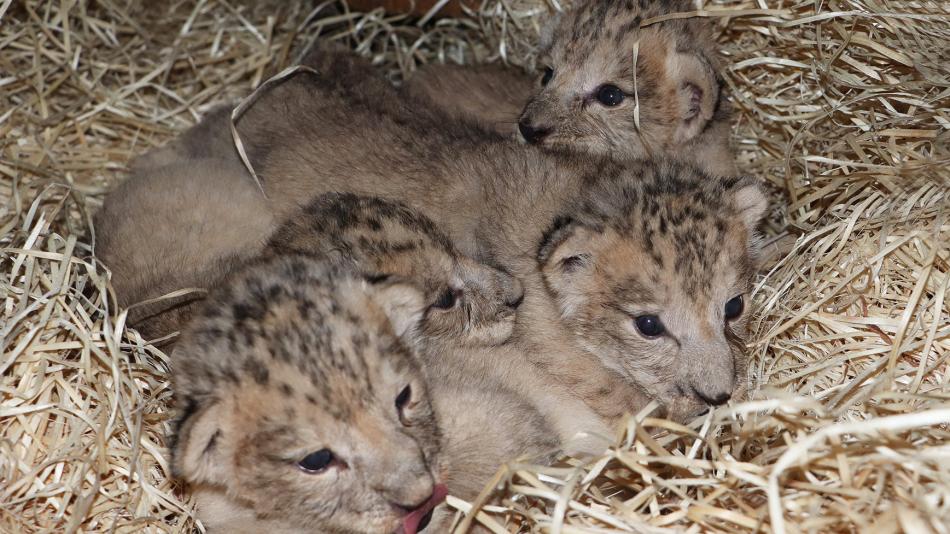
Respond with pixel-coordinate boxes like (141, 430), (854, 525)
(215, 59), (766, 419)
(264, 193), (524, 346)
(125, 46), (763, 428)
(532, 162), (765, 418)
(172, 257), (554, 533)
(172, 257), (442, 534)
(96, 165), (522, 347)
(520, 0), (736, 176)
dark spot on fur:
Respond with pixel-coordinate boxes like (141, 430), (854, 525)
(231, 303), (263, 322)
(244, 359), (270, 385)
(222, 368), (239, 384)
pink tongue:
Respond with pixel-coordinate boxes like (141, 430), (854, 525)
(401, 483), (448, 534)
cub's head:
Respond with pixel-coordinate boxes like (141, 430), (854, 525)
(172, 257), (444, 534)
(539, 163), (767, 420)
(267, 193), (524, 347)
(520, 0), (725, 161)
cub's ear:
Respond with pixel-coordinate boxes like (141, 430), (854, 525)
(538, 10), (565, 53)
(538, 219), (596, 273)
(366, 277), (427, 339)
(728, 177), (769, 231)
(538, 220), (601, 319)
(172, 398), (230, 486)
(666, 49), (721, 144)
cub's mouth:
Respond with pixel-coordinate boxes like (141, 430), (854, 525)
(398, 483), (448, 534)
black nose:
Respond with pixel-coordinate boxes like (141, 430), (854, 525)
(518, 120), (552, 144)
(694, 389), (731, 406)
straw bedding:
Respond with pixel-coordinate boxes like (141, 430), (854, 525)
(1, 0), (948, 532)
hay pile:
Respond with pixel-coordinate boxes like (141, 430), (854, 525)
(1, 0), (947, 532)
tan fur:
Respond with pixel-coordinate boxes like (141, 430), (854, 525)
(95, 171), (522, 347)
(172, 257), (554, 533)
(534, 175), (764, 416)
(93, 158), (276, 341)
(400, 2), (736, 176)
(261, 194), (524, 347)
(161, 52), (763, 421)
(519, 0), (736, 176)
(127, 105), (235, 173)
(405, 63), (535, 138)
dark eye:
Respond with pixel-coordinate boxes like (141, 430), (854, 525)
(298, 449), (334, 473)
(634, 315), (664, 337)
(596, 84), (625, 107)
(725, 295), (744, 320)
(395, 384), (412, 411)
(541, 66), (554, 86)
(432, 288), (459, 310)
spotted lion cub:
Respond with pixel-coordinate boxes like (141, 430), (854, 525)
(408, 0), (735, 175)
(223, 67), (766, 421)
(172, 256), (553, 533)
(94, 165), (521, 347)
(525, 0), (734, 174)
(262, 193), (524, 347)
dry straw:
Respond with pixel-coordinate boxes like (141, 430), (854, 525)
(1, 0), (948, 533)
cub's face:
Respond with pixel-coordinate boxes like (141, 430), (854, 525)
(412, 252), (523, 348)
(172, 259), (444, 534)
(270, 194), (524, 348)
(539, 169), (767, 420)
(519, 0), (722, 160)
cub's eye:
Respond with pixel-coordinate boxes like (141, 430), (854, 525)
(541, 66), (554, 86)
(432, 288), (460, 310)
(395, 384), (412, 411)
(298, 449), (334, 473)
(634, 315), (664, 338)
(725, 295), (744, 320)
(596, 84), (625, 107)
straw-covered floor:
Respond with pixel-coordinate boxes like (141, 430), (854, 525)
(1, 0), (948, 532)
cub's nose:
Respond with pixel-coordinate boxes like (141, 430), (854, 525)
(693, 387), (732, 406)
(518, 120), (552, 144)
(388, 478), (436, 512)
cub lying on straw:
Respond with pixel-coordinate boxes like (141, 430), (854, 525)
(133, 46), (765, 421)
(95, 165), (522, 349)
(262, 194), (624, 456)
(172, 255), (551, 533)
(234, 57), (765, 420)
(407, 0), (736, 176)
(99, 162), (622, 444)
(99, 47), (652, 438)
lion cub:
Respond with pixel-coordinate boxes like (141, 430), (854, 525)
(172, 256), (553, 533)
(222, 67), (766, 421)
(262, 193), (523, 347)
(408, 0), (735, 175)
(95, 166), (522, 346)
